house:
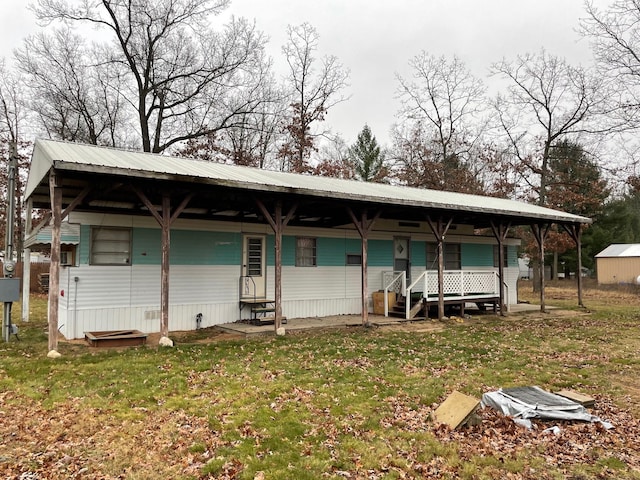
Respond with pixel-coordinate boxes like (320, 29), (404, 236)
(23, 140), (591, 353)
(595, 244), (640, 285)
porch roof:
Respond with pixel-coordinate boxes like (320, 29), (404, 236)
(25, 139), (591, 228)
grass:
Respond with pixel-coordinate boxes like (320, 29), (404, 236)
(0, 283), (639, 479)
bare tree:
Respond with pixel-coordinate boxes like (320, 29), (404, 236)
(491, 50), (606, 206)
(396, 52), (488, 174)
(0, 61), (31, 261)
(16, 28), (127, 146)
(279, 22), (349, 172)
(310, 134), (355, 179)
(580, 0), (640, 179)
(389, 122), (486, 194)
(176, 76), (286, 168)
(33, 0), (271, 153)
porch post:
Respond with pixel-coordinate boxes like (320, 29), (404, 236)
(160, 194), (170, 340)
(426, 216), (453, 321)
(133, 188), (193, 345)
(347, 208), (381, 327)
(47, 171), (62, 355)
(490, 220), (511, 316)
(256, 199), (297, 332)
(22, 197), (33, 323)
(561, 223), (585, 308)
(531, 223), (551, 313)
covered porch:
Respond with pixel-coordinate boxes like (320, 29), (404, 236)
(23, 139), (592, 356)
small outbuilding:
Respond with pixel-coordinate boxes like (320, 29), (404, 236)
(595, 244), (640, 285)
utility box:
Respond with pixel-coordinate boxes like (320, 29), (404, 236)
(0, 278), (20, 302)
(372, 291), (396, 315)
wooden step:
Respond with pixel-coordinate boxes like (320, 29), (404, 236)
(252, 306), (275, 314)
(255, 316), (287, 325)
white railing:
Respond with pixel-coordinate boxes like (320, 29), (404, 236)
(403, 270), (501, 319)
(382, 271), (406, 316)
(406, 271), (428, 319)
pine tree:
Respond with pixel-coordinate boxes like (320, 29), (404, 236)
(349, 125), (387, 182)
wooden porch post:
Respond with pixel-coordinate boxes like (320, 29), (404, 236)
(426, 216), (453, 321)
(256, 199), (297, 332)
(22, 198), (33, 323)
(347, 208), (381, 327)
(48, 171), (62, 355)
(562, 223), (585, 308)
(160, 194), (170, 339)
(134, 188), (193, 345)
(490, 220), (511, 316)
(531, 223), (551, 313)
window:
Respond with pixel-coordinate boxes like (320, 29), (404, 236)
(246, 238), (263, 276)
(60, 249), (75, 266)
(90, 227), (132, 265)
(296, 237), (316, 267)
(493, 245), (509, 267)
(427, 242), (461, 270)
(346, 253), (362, 265)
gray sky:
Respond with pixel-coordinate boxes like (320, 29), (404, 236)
(0, 0), (609, 146)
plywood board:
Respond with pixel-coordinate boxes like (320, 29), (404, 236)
(554, 389), (596, 408)
(432, 391), (480, 429)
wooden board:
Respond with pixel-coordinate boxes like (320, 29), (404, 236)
(432, 391), (480, 429)
(554, 389), (596, 408)
(85, 330), (147, 348)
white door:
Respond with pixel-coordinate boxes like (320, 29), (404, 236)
(241, 235), (266, 299)
(394, 237), (411, 282)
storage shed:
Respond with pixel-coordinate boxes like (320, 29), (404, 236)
(595, 244), (640, 285)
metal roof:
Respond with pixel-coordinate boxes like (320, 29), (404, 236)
(26, 139), (591, 225)
(595, 244), (640, 258)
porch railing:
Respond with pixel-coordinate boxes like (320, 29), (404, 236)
(383, 270), (502, 318)
(382, 271), (406, 316)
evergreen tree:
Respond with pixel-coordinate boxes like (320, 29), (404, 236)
(349, 125), (387, 182)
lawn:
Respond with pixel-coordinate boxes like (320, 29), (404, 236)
(1, 281), (639, 479)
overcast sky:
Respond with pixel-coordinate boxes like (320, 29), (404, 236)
(0, 0), (611, 146)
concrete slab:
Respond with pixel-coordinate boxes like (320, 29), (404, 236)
(215, 303), (564, 337)
(216, 314), (401, 336)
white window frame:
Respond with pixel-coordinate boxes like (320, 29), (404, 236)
(90, 227), (132, 266)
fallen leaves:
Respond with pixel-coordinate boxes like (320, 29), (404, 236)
(0, 391), (234, 479)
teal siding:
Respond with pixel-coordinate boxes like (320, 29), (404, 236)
(507, 245), (517, 267)
(82, 226), (242, 266)
(411, 240), (426, 267)
(281, 236), (296, 266)
(78, 224), (515, 269)
(317, 237), (346, 266)
(78, 225), (90, 265)
(133, 228), (161, 265)
(462, 243), (493, 267)
(368, 240), (393, 266)
(266, 235), (274, 266)
(345, 238), (361, 255)
(133, 229), (241, 265)
(267, 235), (296, 266)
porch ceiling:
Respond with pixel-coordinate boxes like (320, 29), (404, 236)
(26, 139), (591, 229)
